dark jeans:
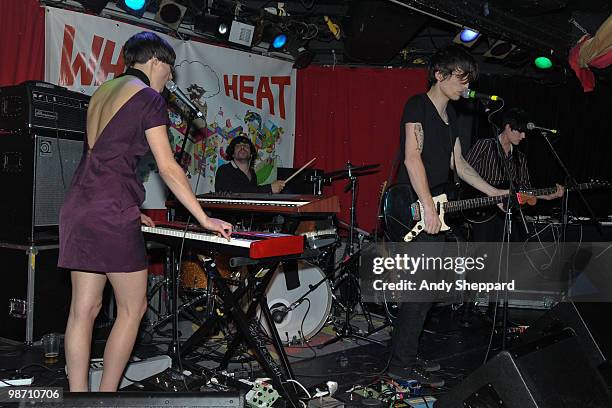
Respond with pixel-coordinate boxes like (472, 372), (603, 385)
(389, 232), (445, 371)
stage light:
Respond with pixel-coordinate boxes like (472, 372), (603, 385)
(118, 0), (150, 18)
(453, 28), (480, 48)
(483, 40), (516, 59)
(271, 33), (288, 50)
(534, 56), (553, 69)
(287, 40), (314, 69)
(125, 0), (145, 10)
(154, 0), (187, 30)
(78, 0), (109, 14)
(460, 29), (480, 43)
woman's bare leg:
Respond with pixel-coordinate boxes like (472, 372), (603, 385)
(98, 270), (148, 392)
(65, 271), (107, 391)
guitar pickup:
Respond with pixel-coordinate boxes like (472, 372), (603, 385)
(411, 203), (421, 221)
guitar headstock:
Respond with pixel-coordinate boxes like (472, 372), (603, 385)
(584, 179), (612, 190)
(517, 193), (537, 206)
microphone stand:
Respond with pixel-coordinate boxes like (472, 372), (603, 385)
(537, 130), (601, 242)
(175, 110), (196, 175)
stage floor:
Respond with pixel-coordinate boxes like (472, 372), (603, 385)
(1, 305), (610, 407)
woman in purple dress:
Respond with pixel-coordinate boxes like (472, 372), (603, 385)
(58, 32), (232, 392)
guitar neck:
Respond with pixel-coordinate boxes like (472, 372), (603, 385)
(522, 182), (590, 197)
(443, 194), (507, 213)
(445, 182), (603, 213)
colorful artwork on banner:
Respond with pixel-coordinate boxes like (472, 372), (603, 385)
(44, 6), (296, 206)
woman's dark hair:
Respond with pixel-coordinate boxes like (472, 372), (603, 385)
(501, 108), (529, 132)
(123, 31), (176, 67)
(226, 135), (257, 166)
(427, 45), (479, 87)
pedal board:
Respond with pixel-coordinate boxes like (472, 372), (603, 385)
(143, 367), (202, 392)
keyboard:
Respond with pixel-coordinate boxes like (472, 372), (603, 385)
(142, 221), (304, 259)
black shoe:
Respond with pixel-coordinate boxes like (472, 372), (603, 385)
(415, 356), (440, 372)
(387, 367), (445, 388)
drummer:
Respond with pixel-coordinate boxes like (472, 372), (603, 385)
(215, 134), (286, 194)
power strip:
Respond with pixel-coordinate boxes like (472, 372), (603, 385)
(0, 374), (34, 387)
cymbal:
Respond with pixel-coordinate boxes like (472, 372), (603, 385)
(326, 170), (379, 182)
(324, 163), (380, 178)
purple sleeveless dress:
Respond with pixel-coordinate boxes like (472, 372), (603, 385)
(58, 87), (169, 273)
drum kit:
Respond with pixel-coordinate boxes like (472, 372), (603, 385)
(144, 161), (383, 348)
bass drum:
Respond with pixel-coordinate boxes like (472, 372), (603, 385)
(261, 261), (332, 345)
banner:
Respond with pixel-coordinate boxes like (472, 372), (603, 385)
(44, 7), (296, 207)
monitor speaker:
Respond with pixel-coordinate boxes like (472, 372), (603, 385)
(520, 302), (611, 368)
(434, 329), (611, 408)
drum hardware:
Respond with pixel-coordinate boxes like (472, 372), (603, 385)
(317, 162), (384, 348)
(179, 256), (303, 408)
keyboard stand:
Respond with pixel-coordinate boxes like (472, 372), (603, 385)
(180, 257), (300, 408)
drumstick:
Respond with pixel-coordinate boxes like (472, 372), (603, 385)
(284, 157), (316, 183)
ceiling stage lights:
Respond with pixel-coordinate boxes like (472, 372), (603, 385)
(118, 0), (150, 18)
(484, 40), (517, 59)
(453, 28), (480, 48)
(155, 0), (188, 30)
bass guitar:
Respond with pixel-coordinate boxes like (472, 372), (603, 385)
(460, 180), (610, 224)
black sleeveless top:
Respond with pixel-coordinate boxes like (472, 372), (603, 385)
(398, 93), (458, 190)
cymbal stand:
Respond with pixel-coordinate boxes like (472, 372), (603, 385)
(319, 164), (382, 348)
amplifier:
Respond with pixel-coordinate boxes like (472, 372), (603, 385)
(0, 80), (89, 134)
(0, 131), (83, 244)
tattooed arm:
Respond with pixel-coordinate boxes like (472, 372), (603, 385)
(404, 122), (441, 234)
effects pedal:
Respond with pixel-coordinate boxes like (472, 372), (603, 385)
(245, 380), (279, 408)
(148, 367), (199, 392)
(0, 373), (34, 387)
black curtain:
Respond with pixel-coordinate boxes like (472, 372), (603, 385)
(467, 74), (612, 218)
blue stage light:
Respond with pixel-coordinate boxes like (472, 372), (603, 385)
(272, 33), (287, 49)
(125, 0), (145, 10)
(459, 29), (480, 43)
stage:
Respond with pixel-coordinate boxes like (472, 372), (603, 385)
(5, 303), (610, 407)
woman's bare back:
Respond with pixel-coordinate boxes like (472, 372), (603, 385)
(86, 77), (147, 150)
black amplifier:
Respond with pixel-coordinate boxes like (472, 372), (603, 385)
(0, 80), (89, 134)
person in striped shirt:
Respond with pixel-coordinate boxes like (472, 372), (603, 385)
(465, 108), (564, 242)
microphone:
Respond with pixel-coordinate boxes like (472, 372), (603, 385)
(462, 88), (503, 101)
(165, 80), (204, 118)
(271, 299), (305, 323)
(271, 306), (288, 324)
(526, 122), (558, 134)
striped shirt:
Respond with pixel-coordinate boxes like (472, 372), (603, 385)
(465, 138), (531, 189)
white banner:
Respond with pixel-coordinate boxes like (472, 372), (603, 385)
(44, 7), (296, 208)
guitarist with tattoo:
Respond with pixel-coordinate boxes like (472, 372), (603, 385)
(387, 46), (507, 385)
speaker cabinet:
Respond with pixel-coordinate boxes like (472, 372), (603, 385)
(434, 329), (612, 408)
(521, 302), (610, 368)
(0, 131), (83, 244)
(0, 246), (71, 342)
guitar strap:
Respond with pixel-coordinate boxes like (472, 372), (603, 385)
(449, 119), (460, 196)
